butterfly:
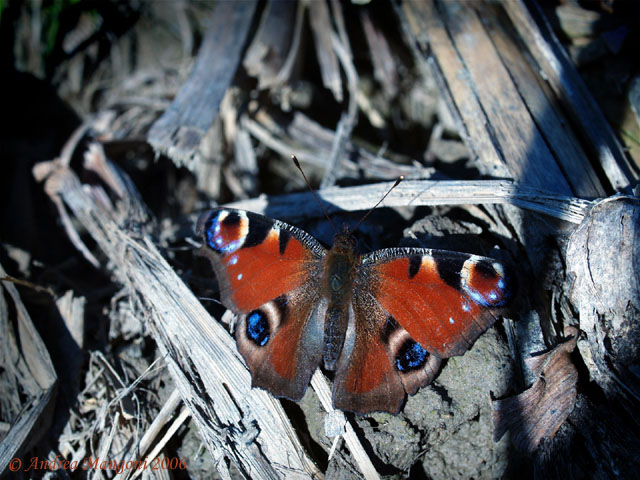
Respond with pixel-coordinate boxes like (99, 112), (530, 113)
(197, 208), (512, 414)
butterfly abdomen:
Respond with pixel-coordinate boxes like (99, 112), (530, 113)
(323, 308), (347, 370)
(322, 234), (359, 371)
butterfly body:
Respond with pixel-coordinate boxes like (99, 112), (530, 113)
(197, 208), (512, 414)
(322, 230), (358, 370)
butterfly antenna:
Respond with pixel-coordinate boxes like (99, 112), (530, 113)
(353, 176), (404, 231)
(292, 155), (338, 233)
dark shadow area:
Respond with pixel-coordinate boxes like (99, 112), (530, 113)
(281, 399), (330, 472)
(477, 0), (639, 476)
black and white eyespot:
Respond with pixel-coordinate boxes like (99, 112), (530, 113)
(383, 316), (431, 373)
(382, 315), (442, 394)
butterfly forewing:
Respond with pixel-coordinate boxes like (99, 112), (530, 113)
(198, 208), (325, 312)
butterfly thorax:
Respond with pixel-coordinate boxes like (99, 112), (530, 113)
(322, 231), (359, 370)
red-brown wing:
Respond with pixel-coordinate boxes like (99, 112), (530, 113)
(332, 293), (441, 414)
(332, 248), (512, 414)
(361, 248), (513, 358)
(197, 208), (327, 400)
(197, 208), (325, 312)
(234, 290), (327, 401)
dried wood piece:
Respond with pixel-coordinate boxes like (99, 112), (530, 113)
(138, 389), (183, 459)
(492, 327), (579, 453)
(0, 264), (57, 475)
(243, 0), (298, 89)
(226, 179), (592, 225)
(32, 124), (102, 267)
(503, 0), (637, 190)
(479, 4), (605, 198)
(320, 32), (358, 189)
(553, 3), (603, 39)
(310, 372), (380, 480)
(220, 87), (259, 199)
(275, 1), (306, 88)
(400, 0), (572, 195)
(245, 111), (434, 180)
(147, 1), (257, 169)
(229, 127), (259, 199)
(308, 0), (342, 102)
(567, 196), (640, 409)
(329, 0), (351, 57)
(360, 10), (398, 99)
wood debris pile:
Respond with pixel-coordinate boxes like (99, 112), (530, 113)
(1, 1), (639, 478)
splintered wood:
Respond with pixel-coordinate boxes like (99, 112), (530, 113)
(0, 265), (57, 473)
(35, 143), (322, 480)
(398, 0), (627, 197)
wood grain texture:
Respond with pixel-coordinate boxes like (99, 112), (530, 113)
(0, 264), (57, 476)
(148, 1), (257, 168)
(440, 1), (572, 195)
(400, 0), (573, 196)
(503, 0), (637, 190)
(224, 179), (593, 225)
(478, 4), (605, 198)
(400, 0), (507, 180)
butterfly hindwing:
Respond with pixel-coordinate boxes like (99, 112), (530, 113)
(198, 208), (327, 400)
(235, 290), (327, 400)
(332, 291), (442, 414)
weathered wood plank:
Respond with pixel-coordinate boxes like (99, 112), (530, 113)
(503, 0), (637, 190)
(400, 0), (506, 179)
(479, 3), (605, 198)
(225, 179), (592, 225)
(415, 1), (573, 194)
(148, 1), (257, 169)
(442, 1), (573, 194)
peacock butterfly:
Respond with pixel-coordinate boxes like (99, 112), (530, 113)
(197, 205), (513, 415)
